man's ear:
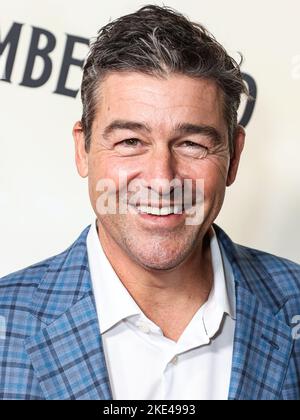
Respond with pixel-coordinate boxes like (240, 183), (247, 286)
(73, 121), (88, 178)
(226, 126), (246, 187)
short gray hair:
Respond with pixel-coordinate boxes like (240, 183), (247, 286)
(81, 5), (248, 153)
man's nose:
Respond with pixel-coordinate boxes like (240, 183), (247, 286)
(143, 146), (177, 194)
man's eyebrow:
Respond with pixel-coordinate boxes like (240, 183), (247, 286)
(174, 123), (223, 144)
(102, 120), (151, 139)
(102, 120), (223, 144)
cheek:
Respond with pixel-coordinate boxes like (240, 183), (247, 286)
(204, 174), (226, 202)
(88, 154), (144, 208)
(95, 152), (145, 175)
(187, 159), (228, 211)
(188, 157), (229, 186)
(88, 155), (121, 193)
(88, 156), (110, 208)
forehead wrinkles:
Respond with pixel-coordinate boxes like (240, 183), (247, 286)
(93, 73), (226, 131)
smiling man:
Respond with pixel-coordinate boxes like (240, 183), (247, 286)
(1, 5), (300, 400)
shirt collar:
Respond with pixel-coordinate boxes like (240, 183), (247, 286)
(87, 219), (235, 336)
(201, 227), (236, 338)
(87, 219), (142, 334)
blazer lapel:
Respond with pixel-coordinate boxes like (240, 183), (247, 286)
(215, 224), (294, 400)
(25, 226), (112, 400)
(228, 284), (294, 400)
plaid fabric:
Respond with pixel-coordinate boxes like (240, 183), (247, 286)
(0, 224), (299, 400)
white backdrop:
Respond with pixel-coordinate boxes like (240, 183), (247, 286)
(1, 0), (300, 277)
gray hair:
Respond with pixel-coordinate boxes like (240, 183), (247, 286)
(81, 5), (248, 153)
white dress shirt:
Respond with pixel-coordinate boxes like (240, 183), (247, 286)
(87, 220), (236, 400)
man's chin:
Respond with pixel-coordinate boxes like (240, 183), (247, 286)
(129, 248), (189, 272)
(138, 260), (184, 272)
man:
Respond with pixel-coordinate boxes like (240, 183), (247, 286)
(0, 5), (299, 400)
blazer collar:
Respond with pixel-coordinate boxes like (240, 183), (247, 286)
(215, 224), (294, 400)
(29, 226), (93, 324)
(25, 225), (112, 400)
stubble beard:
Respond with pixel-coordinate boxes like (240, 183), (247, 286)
(97, 213), (204, 271)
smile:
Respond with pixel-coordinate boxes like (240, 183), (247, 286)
(134, 205), (183, 216)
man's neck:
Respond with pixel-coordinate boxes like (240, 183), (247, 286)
(96, 222), (213, 341)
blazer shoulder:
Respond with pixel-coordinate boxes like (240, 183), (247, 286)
(234, 243), (300, 318)
(215, 224), (300, 313)
(0, 244), (75, 310)
(0, 245), (82, 349)
(240, 244), (300, 291)
(0, 255), (56, 312)
(0, 225), (91, 322)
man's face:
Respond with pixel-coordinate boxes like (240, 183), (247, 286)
(74, 72), (245, 270)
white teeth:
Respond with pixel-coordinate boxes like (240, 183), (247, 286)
(135, 205), (182, 216)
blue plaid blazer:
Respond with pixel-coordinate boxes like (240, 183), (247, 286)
(0, 224), (300, 400)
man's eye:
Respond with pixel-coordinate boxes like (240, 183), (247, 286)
(114, 138), (145, 157)
(176, 140), (208, 159)
(119, 138), (140, 146)
(182, 141), (205, 148)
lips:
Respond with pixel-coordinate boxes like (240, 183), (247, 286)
(127, 201), (197, 216)
(133, 205), (183, 216)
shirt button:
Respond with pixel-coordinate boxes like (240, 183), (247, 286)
(170, 355), (178, 365)
(138, 323), (151, 334)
